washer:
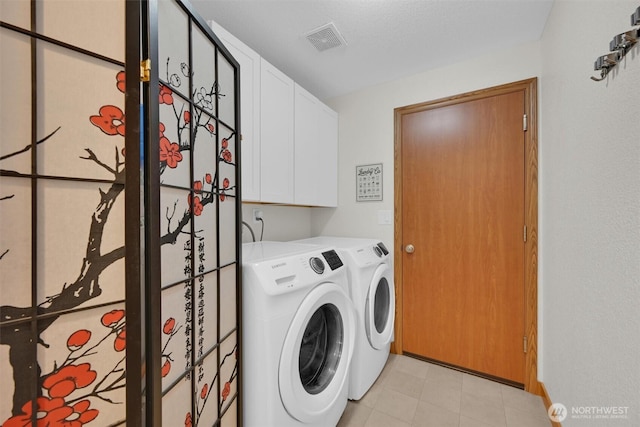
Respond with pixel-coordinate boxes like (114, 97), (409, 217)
(294, 237), (395, 400)
(242, 241), (356, 427)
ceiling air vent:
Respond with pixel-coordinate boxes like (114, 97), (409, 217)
(304, 22), (347, 52)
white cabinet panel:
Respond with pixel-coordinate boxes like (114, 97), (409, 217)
(294, 84), (318, 206)
(207, 23), (337, 207)
(316, 103), (338, 207)
(209, 20), (261, 202)
(294, 84), (338, 207)
(260, 58), (294, 204)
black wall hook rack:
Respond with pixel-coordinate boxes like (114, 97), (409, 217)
(591, 5), (640, 82)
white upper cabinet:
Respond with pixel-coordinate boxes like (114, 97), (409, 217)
(294, 84), (338, 207)
(208, 21), (338, 207)
(208, 20), (261, 202)
(260, 58), (295, 204)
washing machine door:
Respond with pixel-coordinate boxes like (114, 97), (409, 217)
(279, 282), (356, 424)
(365, 263), (395, 350)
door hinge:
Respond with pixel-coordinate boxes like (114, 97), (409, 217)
(523, 225), (527, 242)
(523, 114), (528, 131)
(523, 336), (528, 353)
(140, 59), (151, 82)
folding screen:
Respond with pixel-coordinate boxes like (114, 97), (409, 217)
(155, 1), (240, 426)
(1, 1), (129, 424)
(0, 1), (241, 425)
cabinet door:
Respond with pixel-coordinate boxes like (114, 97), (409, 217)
(209, 20), (261, 202)
(316, 103), (338, 207)
(260, 58), (294, 203)
(294, 84), (338, 207)
(294, 84), (319, 206)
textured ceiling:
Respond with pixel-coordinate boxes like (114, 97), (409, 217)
(191, 0), (554, 100)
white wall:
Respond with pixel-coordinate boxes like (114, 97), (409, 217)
(314, 41), (543, 250)
(241, 203), (313, 243)
(540, 1), (640, 425)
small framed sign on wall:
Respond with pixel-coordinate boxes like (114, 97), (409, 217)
(356, 163), (383, 202)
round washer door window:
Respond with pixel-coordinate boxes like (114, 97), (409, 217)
(365, 264), (395, 350)
(279, 282), (355, 424)
(299, 303), (343, 395)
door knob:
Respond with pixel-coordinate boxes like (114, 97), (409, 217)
(405, 244), (415, 254)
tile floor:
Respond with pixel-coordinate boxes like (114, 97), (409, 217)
(338, 354), (551, 427)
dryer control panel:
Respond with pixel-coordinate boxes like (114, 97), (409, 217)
(350, 243), (390, 268)
(377, 242), (389, 255)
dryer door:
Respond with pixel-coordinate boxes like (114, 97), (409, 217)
(365, 263), (395, 349)
(279, 282), (355, 424)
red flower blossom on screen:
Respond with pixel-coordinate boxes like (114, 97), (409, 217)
(65, 399), (99, 427)
(184, 110), (191, 124)
(185, 412), (193, 427)
(193, 180), (203, 194)
(101, 309), (125, 327)
(159, 84), (174, 105)
(163, 317), (176, 335)
(3, 397), (68, 427)
(159, 122), (166, 138)
(207, 123), (215, 134)
(90, 105), (125, 136)
(67, 329), (91, 351)
(221, 381), (231, 401)
(187, 194), (204, 216)
(222, 178), (230, 189)
(159, 137), (183, 168)
(221, 138), (228, 149)
(114, 327), (126, 352)
(219, 194), (226, 202)
(200, 383), (208, 400)
(116, 70), (126, 93)
(43, 363), (97, 398)
(161, 359), (171, 377)
(221, 149), (232, 163)
(205, 173), (212, 184)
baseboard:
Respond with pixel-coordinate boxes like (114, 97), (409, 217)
(539, 381), (562, 427)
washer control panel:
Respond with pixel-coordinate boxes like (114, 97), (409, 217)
(322, 250), (344, 270)
(309, 256), (325, 274)
(243, 242), (348, 295)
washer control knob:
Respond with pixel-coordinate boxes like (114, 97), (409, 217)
(309, 257), (325, 274)
(373, 246), (383, 257)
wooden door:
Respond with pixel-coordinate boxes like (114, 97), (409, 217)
(400, 89), (526, 384)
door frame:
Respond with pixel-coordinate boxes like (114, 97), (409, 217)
(392, 78), (540, 394)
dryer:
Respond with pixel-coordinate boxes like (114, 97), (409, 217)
(294, 237), (395, 400)
(242, 241), (356, 427)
